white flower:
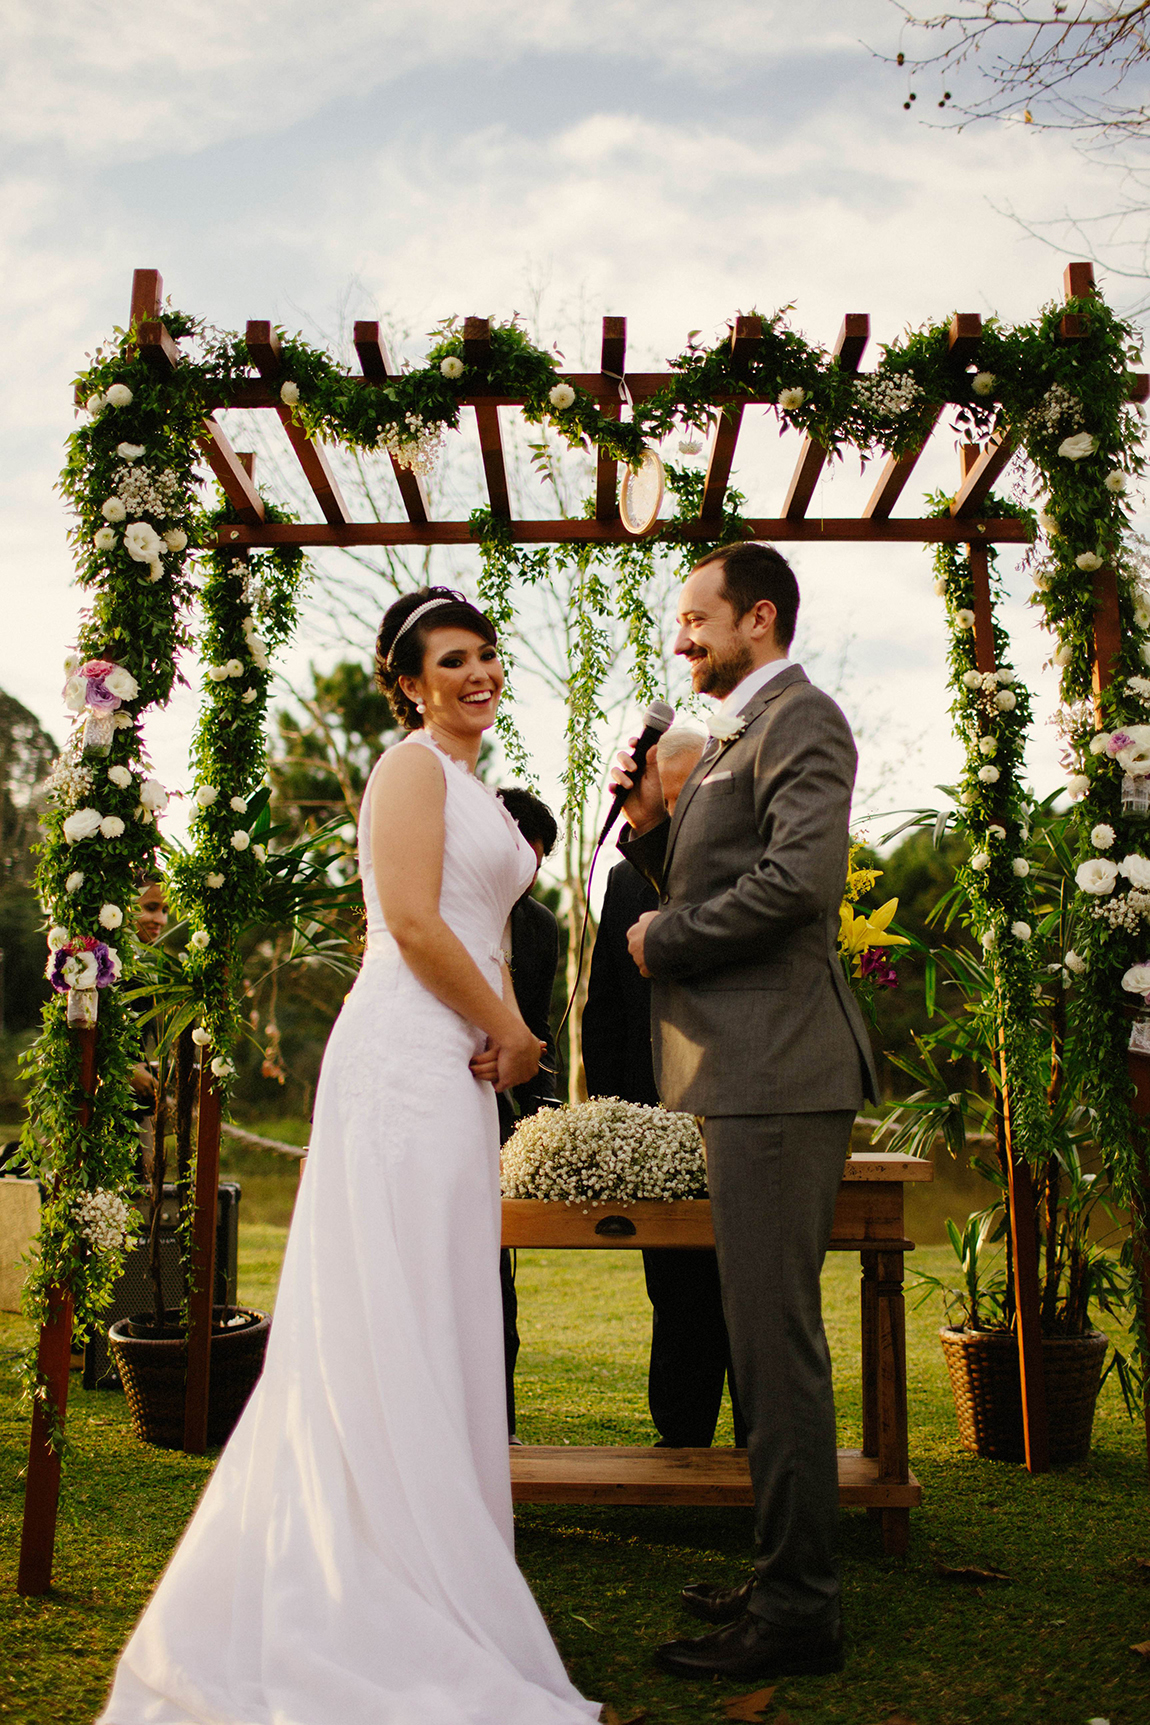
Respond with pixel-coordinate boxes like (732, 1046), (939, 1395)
(124, 522), (162, 564)
(1065, 949), (1087, 975)
(191, 1027), (212, 1046)
(678, 436), (703, 455)
(1066, 773), (1090, 800)
(955, 609), (976, 630)
(1117, 733), (1150, 775)
(1105, 470), (1127, 494)
(970, 852), (991, 872)
(1031, 569), (1050, 592)
(146, 561), (163, 583)
(113, 711), (132, 729)
(205, 871), (225, 888)
(977, 765), (1000, 784)
(1012, 857), (1030, 877)
(47, 925), (70, 950)
(210, 1056), (234, 1078)
(1122, 963), (1150, 995)
(244, 629), (269, 669)
(253, 843), (266, 863)
(1142, 642), (1150, 669)
(63, 653), (80, 675)
(988, 824), (1006, 840)
(98, 902), (123, 929)
(1037, 509), (1059, 537)
(1058, 432), (1097, 460)
(980, 928), (997, 950)
(996, 669), (1015, 686)
(65, 870), (84, 893)
(1130, 676), (1150, 699)
(1075, 551), (1103, 572)
(962, 670), (982, 689)
(229, 795), (247, 813)
(195, 785), (218, 808)
(99, 815), (125, 838)
(85, 393), (105, 415)
(241, 688), (258, 704)
(1011, 921), (1032, 941)
(116, 442), (145, 461)
(1092, 824), (1116, 849)
(995, 690), (1017, 711)
(933, 577), (947, 597)
(62, 807), (103, 843)
(980, 672), (999, 692)
(439, 355), (464, 379)
(548, 382), (576, 411)
(777, 386), (806, 412)
(93, 526), (117, 551)
(1120, 853), (1150, 889)
(63, 950), (99, 988)
(107, 764), (132, 789)
(101, 497), (127, 523)
(75, 1189), (138, 1255)
(104, 383), (133, 409)
(977, 737), (998, 757)
(1089, 732), (1112, 754)
(972, 371), (996, 396)
(206, 664), (230, 682)
(63, 676), (87, 713)
(280, 380), (300, 406)
(1076, 857), (1119, 894)
(225, 658), (244, 678)
(163, 528), (188, 552)
(189, 929), (210, 951)
(706, 712), (747, 742)
(231, 829), (251, 851)
(104, 666), (139, 700)
(1053, 642), (1073, 668)
(139, 778), (168, 813)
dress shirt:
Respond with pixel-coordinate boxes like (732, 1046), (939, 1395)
(718, 657), (792, 717)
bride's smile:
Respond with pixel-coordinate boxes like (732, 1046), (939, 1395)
(400, 627), (504, 754)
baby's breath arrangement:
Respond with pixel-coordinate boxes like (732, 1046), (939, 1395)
(500, 1099), (706, 1206)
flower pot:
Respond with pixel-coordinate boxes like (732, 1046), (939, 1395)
(108, 1306), (270, 1449)
(939, 1325), (1109, 1464)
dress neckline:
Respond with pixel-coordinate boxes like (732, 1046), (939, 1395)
(406, 729), (476, 777)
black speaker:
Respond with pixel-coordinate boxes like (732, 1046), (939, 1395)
(83, 1182), (241, 1391)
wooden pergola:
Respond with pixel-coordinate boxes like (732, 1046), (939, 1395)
(18, 262), (1150, 1595)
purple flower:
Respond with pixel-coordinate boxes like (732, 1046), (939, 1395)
(84, 676), (120, 714)
(46, 948), (69, 992)
(859, 947), (899, 989)
(92, 942), (117, 986)
(1109, 731), (1134, 755)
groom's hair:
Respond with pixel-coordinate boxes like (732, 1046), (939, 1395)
(693, 542), (799, 650)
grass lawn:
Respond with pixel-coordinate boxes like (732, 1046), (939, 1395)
(2, 1157), (1149, 1724)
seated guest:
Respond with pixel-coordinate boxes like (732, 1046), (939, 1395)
(582, 726), (746, 1449)
(495, 787), (562, 1443)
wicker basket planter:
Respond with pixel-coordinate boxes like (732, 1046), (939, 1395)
(108, 1306), (270, 1450)
(939, 1325), (1108, 1464)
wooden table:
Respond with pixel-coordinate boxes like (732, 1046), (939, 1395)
(502, 1150), (932, 1556)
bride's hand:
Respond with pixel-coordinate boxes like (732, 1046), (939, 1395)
(469, 1040), (500, 1084)
(493, 1024), (545, 1093)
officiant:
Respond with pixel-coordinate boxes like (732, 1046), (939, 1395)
(582, 727), (746, 1450)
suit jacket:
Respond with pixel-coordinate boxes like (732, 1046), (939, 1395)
(581, 859), (660, 1107)
(621, 663), (878, 1117)
(497, 892), (560, 1141)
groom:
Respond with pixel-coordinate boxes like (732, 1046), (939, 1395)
(616, 541), (877, 1682)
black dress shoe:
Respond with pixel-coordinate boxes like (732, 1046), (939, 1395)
(680, 1577), (755, 1624)
(655, 1610), (844, 1680)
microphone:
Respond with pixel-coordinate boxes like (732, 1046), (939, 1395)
(597, 699), (676, 844)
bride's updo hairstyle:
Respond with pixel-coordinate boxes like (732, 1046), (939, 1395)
(375, 586), (499, 730)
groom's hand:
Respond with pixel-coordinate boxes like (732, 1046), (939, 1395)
(627, 911), (658, 977)
(609, 736), (665, 834)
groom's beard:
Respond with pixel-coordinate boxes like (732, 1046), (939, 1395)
(685, 637), (754, 700)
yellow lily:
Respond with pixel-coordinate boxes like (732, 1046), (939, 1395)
(838, 898), (911, 962)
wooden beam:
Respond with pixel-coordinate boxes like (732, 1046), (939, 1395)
(864, 313), (983, 518)
(245, 319), (350, 527)
(783, 313), (869, 519)
(700, 315), (761, 520)
(137, 321), (180, 374)
(950, 422), (1018, 518)
(352, 320), (429, 525)
(183, 1065), (222, 1453)
(463, 318), (511, 517)
(596, 316), (626, 522)
(129, 269), (162, 328)
(199, 419), (265, 525)
(1061, 259), (1096, 339)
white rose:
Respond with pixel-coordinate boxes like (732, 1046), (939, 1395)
(191, 1027), (212, 1046)
(124, 522), (162, 564)
(64, 951), (99, 989)
(210, 1056), (234, 1078)
(253, 843), (267, 863)
(440, 356), (464, 379)
(107, 765), (131, 789)
(988, 824), (1006, 840)
(163, 528), (188, 552)
(978, 737), (998, 757)
(189, 929), (210, 950)
(1053, 643), (1073, 668)
(205, 872), (225, 888)
(548, 382), (576, 411)
(244, 631), (269, 669)
(101, 497), (127, 523)
(1122, 962), (1150, 995)
(229, 796), (247, 813)
(280, 380), (300, 406)
(995, 690), (1017, 711)
(99, 815), (125, 838)
(226, 659), (244, 678)
(1012, 858), (1030, 877)
(116, 442), (145, 461)
(62, 807), (103, 843)
(47, 925), (70, 950)
(1105, 470), (1127, 494)
(955, 609), (976, 630)
(1142, 642), (1150, 669)
(978, 765), (1000, 784)
(778, 386), (806, 412)
(1075, 551), (1103, 572)
(1058, 432), (1097, 460)
(104, 383), (133, 408)
(104, 666), (139, 700)
(93, 526), (117, 551)
(1066, 773), (1090, 800)
(1120, 853), (1150, 889)
(970, 852), (991, 871)
(1129, 676), (1150, 698)
(241, 688), (258, 704)
(63, 676), (87, 713)
(933, 577), (947, 597)
(195, 785), (218, 808)
(63, 653), (80, 675)
(972, 371), (995, 396)
(1065, 950), (1087, 974)
(1011, 921), (1032, 941)
(85, 393), (105, 415)
(139, 778), (168, 812)
(962, 670), (982, 689)
(1038, 510), (1059, 537)
(1031, 569), (1050, 591)
(206, 664), (230, 682)
(98, 902), (123, 929)
(1076, 857), (1119, 894)
(1089, 732), (1113, 755)
(65, 870), (84, 893)
(231, 829), (251, 851)
(1091, 824), (1115, 849)
(996, 669), (1016, 686)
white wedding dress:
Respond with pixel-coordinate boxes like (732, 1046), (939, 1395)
(101, 731), (600, 1725)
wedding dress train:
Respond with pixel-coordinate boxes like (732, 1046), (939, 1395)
(100, 731), (599, 1725)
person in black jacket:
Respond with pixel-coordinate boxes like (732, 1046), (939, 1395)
(495, 787), (562, 1442)
(582, 728), (746, 1449)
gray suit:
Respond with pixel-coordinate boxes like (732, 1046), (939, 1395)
(622, 663), (877, 1632)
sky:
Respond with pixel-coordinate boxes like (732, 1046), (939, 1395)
(2, 0), (1145, 866)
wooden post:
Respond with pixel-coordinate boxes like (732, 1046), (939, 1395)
(962, 449), (1050, 1471)
(17, 1024), (96, 1594)
(183, 1064), (222, 1453)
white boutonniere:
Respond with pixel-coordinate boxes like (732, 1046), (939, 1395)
(706, 712), (747, 743)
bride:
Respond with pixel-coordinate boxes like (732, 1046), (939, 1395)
(100, 587), (600, 1725)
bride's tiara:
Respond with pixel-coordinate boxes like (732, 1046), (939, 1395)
(385, 591), (469, 667)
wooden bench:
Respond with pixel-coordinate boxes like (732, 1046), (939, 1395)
(501, 1151), (931, 1556)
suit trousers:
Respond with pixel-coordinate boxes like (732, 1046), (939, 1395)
(641, 1248), (747, 1448)
(703, 1110), (854, 1630)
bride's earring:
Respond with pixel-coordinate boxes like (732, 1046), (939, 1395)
(416, 699), (426, 714)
